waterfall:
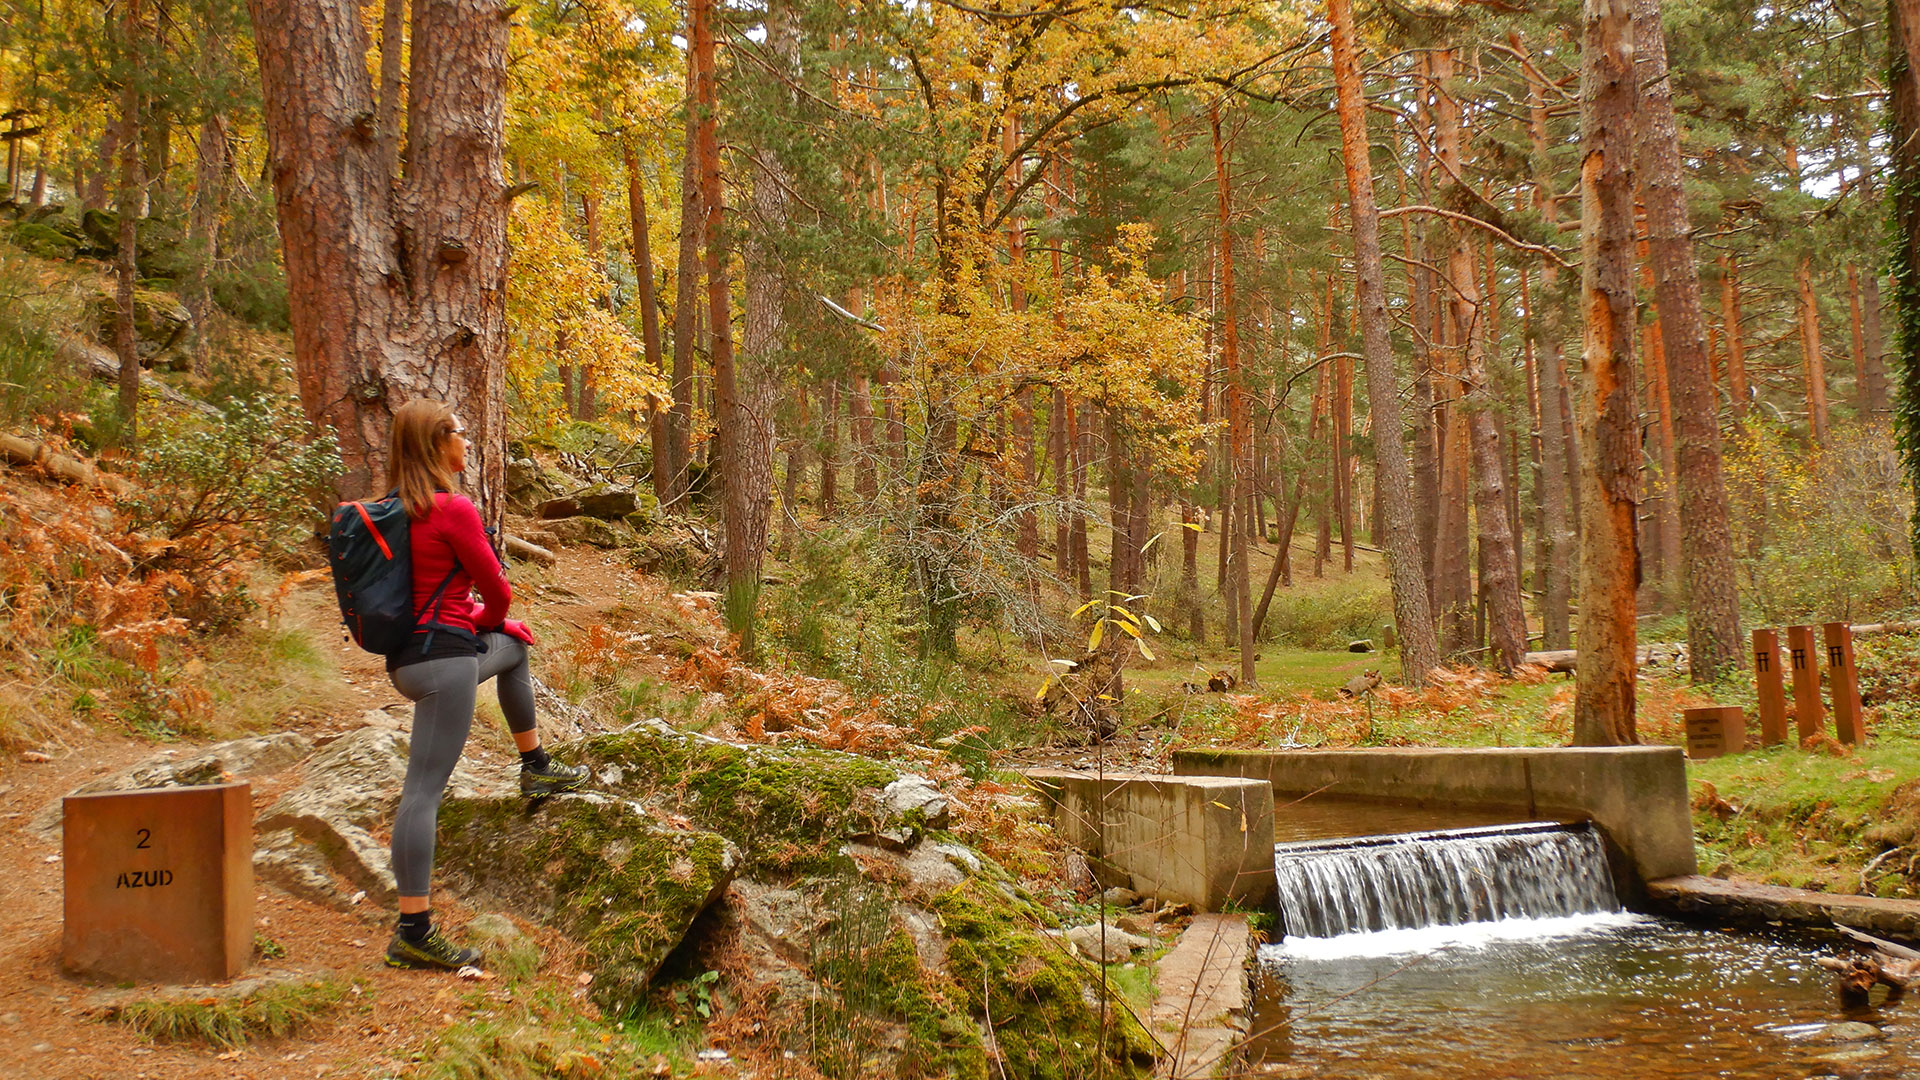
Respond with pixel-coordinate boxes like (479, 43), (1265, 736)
(1273, 822), (1620, 939)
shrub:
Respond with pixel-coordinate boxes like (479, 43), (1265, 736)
(1259, 575), (1394, 650)
(0, 247), (85, 427)
(1724, 420), (1915, 623)
(122, 394), (342, 628)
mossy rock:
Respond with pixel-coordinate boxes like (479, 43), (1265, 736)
(564, 724), (901, 875)
(9, 220), (79, 259)
(543, 515), (629, 549)
(931, 879), (1157, 1080)
(88, 284), (191, 359)
(436, 793), (739, 1015)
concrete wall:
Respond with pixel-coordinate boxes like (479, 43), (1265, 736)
(1171, 747), (1696, 896)
(1022, 770), (1277, 911)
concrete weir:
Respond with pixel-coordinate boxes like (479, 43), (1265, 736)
(1171, 746), (1698, 899)
(1022, 770), (1277, 911)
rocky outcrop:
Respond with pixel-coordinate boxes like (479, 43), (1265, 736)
(252, 719), (505, 908)
(32, 732), (314, 838)
(435, 792), (739, 1015)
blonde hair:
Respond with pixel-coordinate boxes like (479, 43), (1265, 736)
(385, 398), (462, 519)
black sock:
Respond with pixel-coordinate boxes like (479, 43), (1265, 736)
(398, 909), (433, 944)
(520, 746), (551, 771)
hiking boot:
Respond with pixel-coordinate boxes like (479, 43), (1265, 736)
(520, 756), (589, 796)
(385, 929), (481, 971)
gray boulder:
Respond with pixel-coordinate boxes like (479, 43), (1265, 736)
(252, 720), (505, 908)
(1064, 922), (1151, 963)
(33, 732), (314, 837)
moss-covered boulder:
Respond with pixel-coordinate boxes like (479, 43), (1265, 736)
(564, 723), (903, 874)
(88, 284), (191, 360)
(9, 220), (79, 259)
(436, 792), (739, 1016)
(931, 879), (1158, 1079)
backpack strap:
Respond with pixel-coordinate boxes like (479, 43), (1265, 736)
(415, 567), (479, 655)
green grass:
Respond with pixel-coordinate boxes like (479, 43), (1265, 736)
(402, 992), (695, 1080)
(110, 976), (354, 1048)
(1688, 740), (1920, 894)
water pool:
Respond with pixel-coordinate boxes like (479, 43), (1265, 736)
(1246, 914), (1920, 1079)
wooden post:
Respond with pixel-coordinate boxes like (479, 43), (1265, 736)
(1825, 622), (1865, 745)
(1753, 628), (1789, 746)
(1786, 624), (1826, 744)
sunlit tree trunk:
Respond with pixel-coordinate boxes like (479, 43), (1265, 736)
(627, 146), (668, 489)
(1575, 0), (1641, 745)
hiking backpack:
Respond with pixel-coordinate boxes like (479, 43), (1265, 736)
(327, 495), (459, 656)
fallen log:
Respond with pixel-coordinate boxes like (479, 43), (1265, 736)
(0, 432), (131, 495)
(1822, 923), (1920, 1006)
(504, 534), (557, 567)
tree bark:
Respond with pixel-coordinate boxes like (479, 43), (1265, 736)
(1864, 267), (1890, 418)
(1574, 0), (1642, 746)
(626, 146), (667, 490)
(1520, 63), (1576, 649)
(1634, 0), (1744, 682)
(1798, 254), (1831, 442)
(1893, 0), (1920, 542)
(114, 0), (145, 448)
(1212, 105), (1257, 686)
(701, 0), (775, 653)
(1328, 0), (1439, 684)
(666, 52), (703, 508)
(250, 0), (513, 528)
(1720, 255), (1751, 415)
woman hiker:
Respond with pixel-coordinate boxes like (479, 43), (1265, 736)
(381, 398), (588, 970)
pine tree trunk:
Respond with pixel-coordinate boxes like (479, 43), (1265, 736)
(1720, 255), (1751, 415)
(819, 378), (839, 517)
(1431, 50), (1480, 659)
(1889, 0), (1920, 549)
(251, 0), (514, 526)
(1574, 0), (1641, 746)
(1634, 0), (1743, 681)
(1641, 254), (1680, 598)
(666, 54), (703, 508)
(186, 111), (229, 350)
(1864, 268), (1890, 418)
(1798, 256), (1831, 442)
(114, 0), (144, 448)
(1852, 264), (1871, 414)
(851, 363), (876, 501)
(1215, 108), (1256, 685)
(696, 0), (769, 651)
(1328, 0), (1439, 682)
(627, 146), (668, 492)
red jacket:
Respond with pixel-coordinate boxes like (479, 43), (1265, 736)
(409, 493), (511, 634)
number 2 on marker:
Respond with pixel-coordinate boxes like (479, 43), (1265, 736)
(135, 828), (151, 849)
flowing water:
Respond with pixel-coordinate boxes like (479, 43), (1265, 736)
(1252, 820), (1920, 1079)
(1273, 822), (1618, 938)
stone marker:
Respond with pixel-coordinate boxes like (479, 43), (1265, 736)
(1752, 628), (1789, 746)
(1786, 624), (1826, 744)
(63, 783), (253, 984)
(1825, 622), (1866, 745)
(1683, 706), (1747, 760)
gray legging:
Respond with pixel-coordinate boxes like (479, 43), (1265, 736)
(387, 631), (536, 898)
